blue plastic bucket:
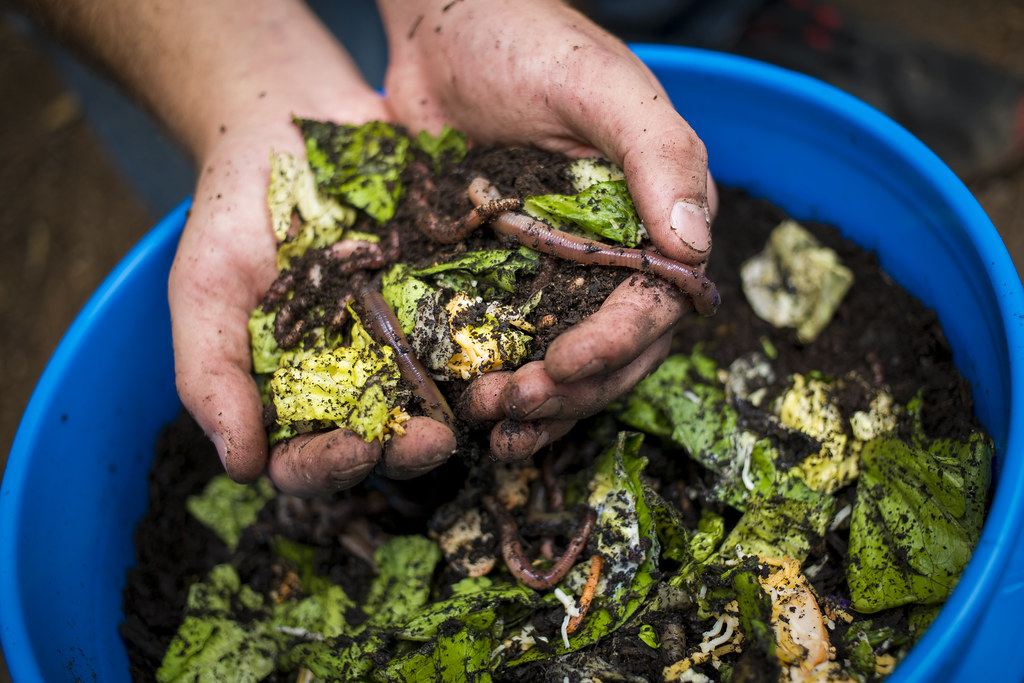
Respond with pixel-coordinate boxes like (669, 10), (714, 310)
(2, 46), (1022, 682)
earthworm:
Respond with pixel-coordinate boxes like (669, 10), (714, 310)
(416, 194), (525, 244)
(484, 496), (596, 591)
(273, 291), (316, 348)
(567, 554), (604, 633)
(263, 230), (401, 310)
(465, 177), (720, 316)
(356, 285), (455, 426)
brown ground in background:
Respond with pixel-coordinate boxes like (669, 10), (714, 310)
(1, 1), (1022, 681)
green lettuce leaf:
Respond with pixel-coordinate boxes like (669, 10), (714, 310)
(721, 474), (835, 565)
(380, 622), (498, 683)
(612, 351), (761, 508)
(298, 119), (410, 224)
(414, 124), (468, 172)
(267, 314), (403, 443)
(268, 151), (356, 269)
(185, 474), (276, 551)
(398, 577), (538, 642)
(524, 179), (645, 247)
(247, 307), (284, 374)
(411, 247), (540, 298)
(847, 427), (992, 612)
(363, 535), (442, 628)
(156, 565), (279, 683)
(381, 263), (435, 335)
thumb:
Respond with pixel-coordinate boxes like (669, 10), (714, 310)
(553, 53), (714, 265)
(611, 103), (714, 266)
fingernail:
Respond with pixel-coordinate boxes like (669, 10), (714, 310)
(533, 430), (551, 451)
(561, 359), (605, 384)
(670, 199), (712, 254)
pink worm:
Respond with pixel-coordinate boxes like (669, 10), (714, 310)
(357, 286), (455, 426)
(485, 496), (596, 590)
(466, 177), (720, 316)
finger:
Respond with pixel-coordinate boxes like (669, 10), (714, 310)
(547, 45), (714, 266)
(502, 331), (673, 421)
(544, 274), (692, 384)
(490, 418), (577, 462)
(379, 416), (458, 480)
(457, 371), (515, 423)
(267, 429), (381, 495)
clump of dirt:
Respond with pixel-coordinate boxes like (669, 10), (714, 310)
(121, 144), (984, 681)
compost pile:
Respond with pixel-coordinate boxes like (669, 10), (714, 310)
(122, 121), (992, 683)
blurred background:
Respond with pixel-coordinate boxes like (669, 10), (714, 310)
(0, 0), (1022, 679)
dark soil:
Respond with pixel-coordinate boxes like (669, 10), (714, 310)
(120, 146), (982, 682)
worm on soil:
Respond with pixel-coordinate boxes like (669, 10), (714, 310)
(464, 177), (720, 316)
(567, 554), (604, 633)
(484, 496), (596, 591)
(356, 286), (455, 426)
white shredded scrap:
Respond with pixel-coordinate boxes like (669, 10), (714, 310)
(733, 431), (757, 491)
(274, 625), (324, 641)
(699, 615), (738, 654)
(490, 623), (547, 662)
(663, 613), (742, 683)
(829, 503), (853, 531)
(553, 587), (581, 649)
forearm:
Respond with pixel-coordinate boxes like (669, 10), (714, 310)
(18, 0), (378, 161)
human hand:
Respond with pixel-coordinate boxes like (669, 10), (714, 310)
(164, 4), (461, 497)
(378, 0), (718, 459)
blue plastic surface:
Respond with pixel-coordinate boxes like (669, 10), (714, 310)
(2, 46), (1022, 682)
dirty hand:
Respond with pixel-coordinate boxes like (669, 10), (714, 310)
(378, 0), (717, 459)
(167, 2), (456, 497)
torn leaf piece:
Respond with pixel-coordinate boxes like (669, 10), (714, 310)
(298, 119), (410, 224)
(413, 124), (468, 172)
(740, 219), (853, 343)
(156, 565), (279, 683)
(776, 373), (898, 495)
(446, 292), (537, 380)
(267, 151), (355, 270)
(524, 179), (646, 247)
(268, 313), (405, 443)
(846, 425), (992, 613)
(186, 474), (276, 551)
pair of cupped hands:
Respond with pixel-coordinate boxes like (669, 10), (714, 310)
(168, 0), (716, 496)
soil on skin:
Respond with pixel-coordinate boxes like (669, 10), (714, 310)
(121, 146), (983, 682)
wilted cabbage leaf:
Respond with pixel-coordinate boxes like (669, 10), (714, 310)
(847, 423), (992, 612)
(741, 220), (854, 342)
(524, 179), (646, 247)
(267, 314), (405, 443)
(185, 474), (276, 551)
(298, 119), (410, 224)
(268, 151), (356, 269)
